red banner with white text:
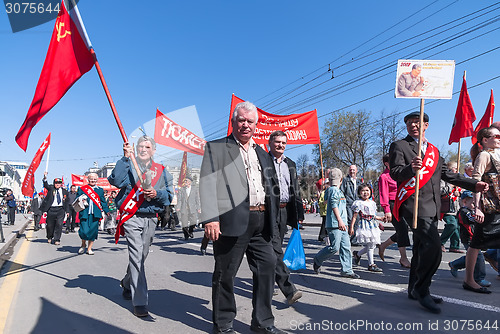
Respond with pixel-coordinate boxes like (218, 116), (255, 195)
(154, 108), (206, 155)
(21, 133), (51, 197)
(227, 95), (320, 145)
(71, 174), (118, 192)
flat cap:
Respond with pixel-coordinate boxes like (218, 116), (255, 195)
(404, 111), (429, 123)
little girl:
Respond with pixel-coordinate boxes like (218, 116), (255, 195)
(349, 183), (384, 273)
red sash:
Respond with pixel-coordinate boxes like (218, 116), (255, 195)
(393, 143), (439, 222)
(115, 161), (165, 243)
(80, 185), (103, 212)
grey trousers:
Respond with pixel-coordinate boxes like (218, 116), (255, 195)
(122, 215), (157, 307)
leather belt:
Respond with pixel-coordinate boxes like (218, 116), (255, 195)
(279, 202), (288, 208)
(249, 204), (266, 212)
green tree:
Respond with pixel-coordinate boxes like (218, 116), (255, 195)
(318, 110), (374, 175)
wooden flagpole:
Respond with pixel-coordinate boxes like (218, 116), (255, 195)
(412, 99), (425, 229)
(91, 50), (146, 186)
(318, 142), (325, 180)
(44, 144), (51, 174)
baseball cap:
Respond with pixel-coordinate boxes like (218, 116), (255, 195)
(461, 190), (473, 200)
(329, 168), (342, 187)
(53, 178), (63, 184)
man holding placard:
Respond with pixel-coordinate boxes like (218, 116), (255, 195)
(389, 111), (487, 314)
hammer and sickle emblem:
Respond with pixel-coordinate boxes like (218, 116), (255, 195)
(56, 22), (71, 42)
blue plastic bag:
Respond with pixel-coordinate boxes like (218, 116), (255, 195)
(283, 228), (306, 270)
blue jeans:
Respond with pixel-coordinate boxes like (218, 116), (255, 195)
(484, 249), (500, 274)
(314, 228), (354, 274)
(449, 243), (485, 282)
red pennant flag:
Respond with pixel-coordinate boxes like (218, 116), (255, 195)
(448, 75), (476, 145)
(471, 90), (495, 144)
(16, 1), (95, 151)
(21, 133), (51, 197)
(178, 151), (188, 186)
(154, 109), (206, 155)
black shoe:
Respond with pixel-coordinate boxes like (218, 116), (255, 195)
(189, 232), (194, 238)
(408, 293), (443, 304)
(250, 325), (288, 334)
(65, 229), (69, 234)
(133, 305), (149, 317)
(34, 227), (40, 231)
(411, 291), (441, 314)
(213, 327), (235, 334)
(121, 279), (132, 300)
(463, 282), (492, 294)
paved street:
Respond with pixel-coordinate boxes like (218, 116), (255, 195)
(0, 213), (498, 334)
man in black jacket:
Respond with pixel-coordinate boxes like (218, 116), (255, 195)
(4, 190), (16, 225)
(389, 111), (487, 314)
(200, 101), (285, 334)
(31, 193), (44, 231)
(268, 131), (304, 305)
(41, 172), (69, 245)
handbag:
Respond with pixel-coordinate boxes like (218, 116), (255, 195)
(482, 214), (500, 237)
(283, 228), (306, 270)
(72, 195), (88, 213)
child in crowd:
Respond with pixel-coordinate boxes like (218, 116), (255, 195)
(350, 183), (384, 273)
(313, 168), (359, 278)
(449, 191), (490, 286)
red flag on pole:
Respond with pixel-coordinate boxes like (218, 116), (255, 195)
(21, 133), (51, 197)
(178, 151), (188, 186)
(15, 0), (95, 151)
(448, 75), (476, 145)
(471, 90), (495, 144)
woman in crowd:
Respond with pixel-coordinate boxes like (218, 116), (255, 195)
(464, 126), (500, 293)
(76, 173), (109, 255)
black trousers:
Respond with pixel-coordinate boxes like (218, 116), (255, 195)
(7, 207), (16, 224)
(46, 207), (65, 242)
(389, 201), (411, 247)
(401, 216), (441, 297)
(272, 206), (296, 299)
(34, 214), (41, 229)
(67, 208), (77, 231)
(212, 211), (276, 330)
(318, 216), (327, 241)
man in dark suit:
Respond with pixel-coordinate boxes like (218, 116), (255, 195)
(41, 172), (69, 245)
(200, 101), (285, 334)
(389, 111), (487, 314)
(268, 130), (304, 305)
(177, 175), (200, 240)
(31, 193), (44, 231)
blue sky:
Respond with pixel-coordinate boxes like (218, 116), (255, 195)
(1, 0), (499, 187)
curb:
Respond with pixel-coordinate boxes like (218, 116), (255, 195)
(0, 218), (32, 256)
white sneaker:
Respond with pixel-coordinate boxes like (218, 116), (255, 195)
(78, 247), (85, 255)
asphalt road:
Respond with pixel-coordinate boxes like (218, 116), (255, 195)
(0, 213), (498, 334)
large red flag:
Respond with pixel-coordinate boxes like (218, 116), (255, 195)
(471, 90), (495, 144)
(178, 151), (188, 186)
(21, 133), (51, 197)
(448, 75), (476, 145)
(16, 0), (95, 151)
